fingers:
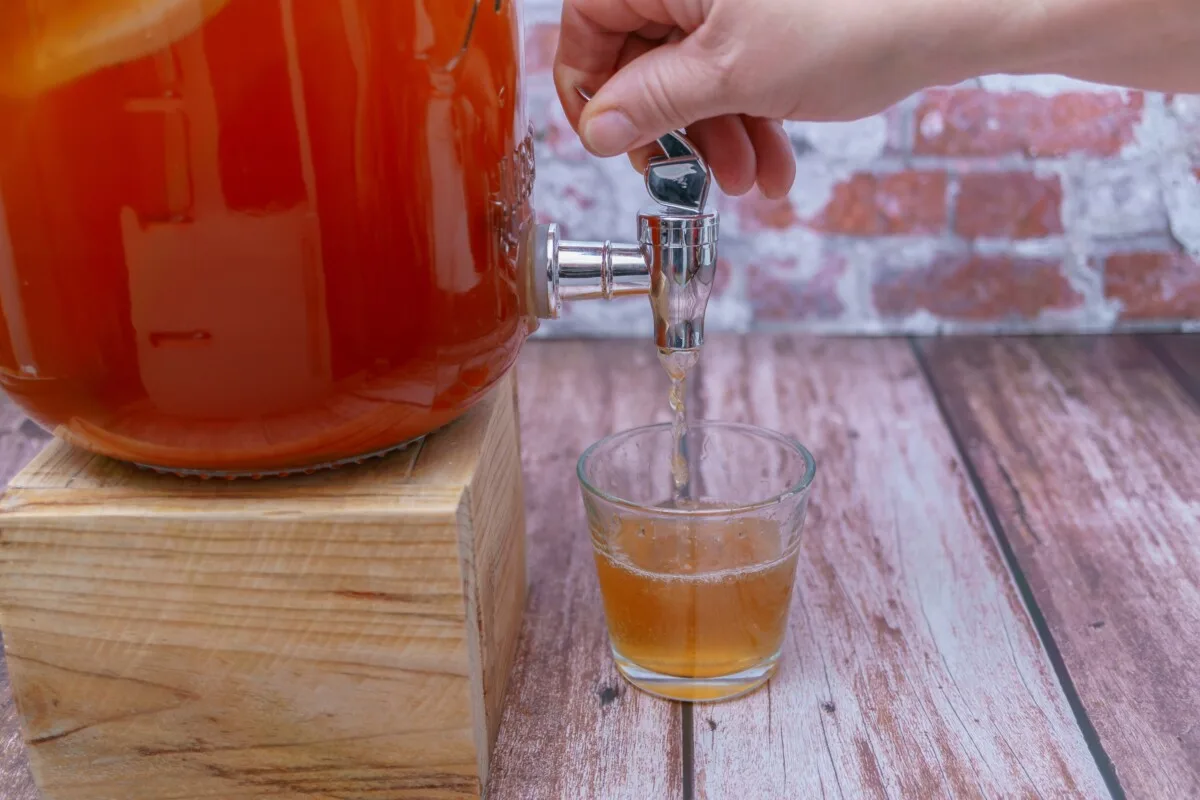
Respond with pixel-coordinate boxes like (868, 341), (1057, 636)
(552, 1), (782, 196)
(553, 1), (672, 131)
(743, 117), (796, 198)
(553, 10), (625, 134)
(684, 115), (757, 196)
(577, 35), (728, 157)
(556, 1), (728, 161)
(628, 116), (791, 198)
(629, 117), (758, 196)
(555, 2), (654, 76)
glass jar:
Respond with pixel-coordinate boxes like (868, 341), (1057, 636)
(0, 0), (536, 475)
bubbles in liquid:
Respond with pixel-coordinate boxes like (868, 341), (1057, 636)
(658, 348), (699, 503)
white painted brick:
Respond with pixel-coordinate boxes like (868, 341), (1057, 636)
(520, 0), (562, 23)
(786, 116), (889, 163)
(516, 20), (1200, 334)
(1164, 160), (1200, 257)
(977, 74), (1126, 96)
(1064, 160), (1169, 240)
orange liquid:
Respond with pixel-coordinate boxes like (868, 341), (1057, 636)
(0, 0), (532, 473)
(592, 511), (799, 689)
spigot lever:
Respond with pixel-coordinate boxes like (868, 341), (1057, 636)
(644, 130), (710, 214)
(528, 87), (721, 350)
(575, 87), (710, 214)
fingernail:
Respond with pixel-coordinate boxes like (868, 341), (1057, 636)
(583, 110), (640, 156)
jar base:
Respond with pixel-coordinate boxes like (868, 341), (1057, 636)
(133, 435), (427, 480)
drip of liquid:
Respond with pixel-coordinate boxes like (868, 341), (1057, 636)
(659, 347), (699, 503)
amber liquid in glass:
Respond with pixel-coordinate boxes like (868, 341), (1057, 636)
(592, 507), (800, 700)
(0, 0), (530, 474)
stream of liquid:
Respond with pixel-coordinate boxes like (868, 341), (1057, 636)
(658, 348), (699, 503)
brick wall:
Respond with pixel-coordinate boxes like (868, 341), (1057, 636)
(521, 1), (1200, 337)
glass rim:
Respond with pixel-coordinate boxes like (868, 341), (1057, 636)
(576, 420), (817, 517)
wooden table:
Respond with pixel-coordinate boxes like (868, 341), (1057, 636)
(1, 335), (1197, 799)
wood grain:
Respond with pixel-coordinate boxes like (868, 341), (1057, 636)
(0, 377), (525, 799)
(0, 395), (48, 800)
(1146, 333), (1200, 402)
(691, 335), (1108, 799)
(486, 341), (685, 800)
(920, 336), (1200, 799)
(4, 334), (1192, 798)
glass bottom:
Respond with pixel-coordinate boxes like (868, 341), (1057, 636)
(611, 645), (780, 703)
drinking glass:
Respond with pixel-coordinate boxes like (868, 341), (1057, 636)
(578, 421), (816, 702)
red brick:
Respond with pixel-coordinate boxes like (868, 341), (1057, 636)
(812, 172), (947, 235)
(559, 185), (598, 211)
(748, 257), (846, 321)
(1104, 251), (1200, 319)
(540, 109), (588, 160)
(954, 172), (1064, 239)
(732, 190), (799, 232)
(525, 23), (560, 74)
(873, 254), (1082, 320)
(915, 89), (1144, 158)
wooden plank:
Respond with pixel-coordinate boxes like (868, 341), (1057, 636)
(692, 335), (1108, 799)
(1145, 333), (1200, 403)
(920, 336), (1200, 799)
(0, 396), (50, 800)
(486, 341), (685, 800)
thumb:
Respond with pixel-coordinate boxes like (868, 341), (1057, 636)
(579, 37), (726, 157)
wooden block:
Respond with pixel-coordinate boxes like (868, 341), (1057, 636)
(0, 374), (527, 800)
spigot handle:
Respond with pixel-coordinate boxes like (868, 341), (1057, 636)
(576, 87), (712, 214)
(645, 146), (711, 214)
(543, 86), (720, 351)
(655, 129), (699, 161)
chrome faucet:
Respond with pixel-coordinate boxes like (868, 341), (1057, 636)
(527, 91), (719, 353)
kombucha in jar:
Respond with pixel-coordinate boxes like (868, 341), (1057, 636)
(0, 0), (534, 475)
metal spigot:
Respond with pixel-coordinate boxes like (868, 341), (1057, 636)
(528, 91), (719, 352)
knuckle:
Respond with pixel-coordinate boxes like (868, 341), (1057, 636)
(642, 63), (691, 128)
(691, 27), (744, 112)
(709, 37), (746, 97)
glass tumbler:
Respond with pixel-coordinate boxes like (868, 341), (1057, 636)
(578, 421), (816, 702)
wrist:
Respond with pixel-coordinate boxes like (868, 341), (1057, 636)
(884, 0), (1032, 90)
(960, 0), (1200, 91)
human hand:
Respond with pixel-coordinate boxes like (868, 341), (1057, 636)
(554, 0), (1000, 197)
